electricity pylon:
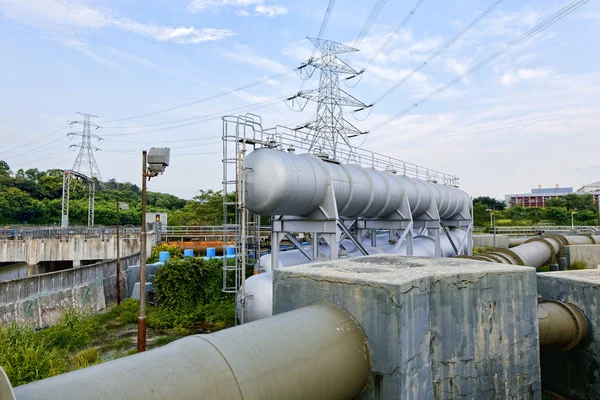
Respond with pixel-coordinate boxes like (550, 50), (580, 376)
(288, 38), (368, 159)
(68, 112), (103, 181)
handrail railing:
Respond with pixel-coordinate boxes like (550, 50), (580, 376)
(0, 226), (142, 240)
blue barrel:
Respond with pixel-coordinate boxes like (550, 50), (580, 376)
(158, 251), (170, 263)
(226, 247), (235, 256)
(183, 249), (194, 258)
(206, 248), (216, 258)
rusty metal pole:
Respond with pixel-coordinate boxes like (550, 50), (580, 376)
(138, 151), (148, 352)
(116, 200), (121, 305)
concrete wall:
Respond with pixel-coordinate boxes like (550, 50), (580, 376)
(0, 232), (155, 266)
(473, 234), (510, 249)
(564, 245), (600, 269)
(273, 255), (541, 400)
(537, 270), (600, 400)
(0, 253), (140, 329)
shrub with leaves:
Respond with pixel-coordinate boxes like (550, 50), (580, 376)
(38, 309), (101, 352)
(0, 324), (67, 386)
(147, 243), (183, 264)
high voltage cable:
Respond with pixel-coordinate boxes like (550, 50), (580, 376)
(0, 126), (67, 156)
(369, 0), (589, 134)
(10, 148), (70, 168)
(346, 0), (388, 61)
(102, 98), (284, 137)
(358, 0), (427, 72)
(2, 136), (67, 161)
(104, 136), (220, 144)
(369, 0), (505, 106)
(317, 0), (336, 40)
(102, 141), (220, 152)
(99, 70), (295, 124)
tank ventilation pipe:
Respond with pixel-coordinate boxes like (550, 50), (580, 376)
(2, 304), (370, 400)
(538, 300), (589, 351)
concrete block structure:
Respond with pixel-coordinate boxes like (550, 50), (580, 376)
(537, 270), (600, 400)
(472, 234), (510, 249)
(564, 245), (600, 269)
(274, 255), (541, 399)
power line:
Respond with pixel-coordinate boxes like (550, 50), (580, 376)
(1, 136), (66, 161)
(368, 0), (589, 134)
(102, 98), (284, 137)
(346, 0), (389, 62)
(368, 0), (505, 106)
(357, 0), (427, 73)
(0, 126), (67, 156)
(99, 70), (295, 124)
(104, 136), (220, 144)
(9, 148), (70, 168)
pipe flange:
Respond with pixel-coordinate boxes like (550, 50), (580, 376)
(544, 300), (589, 351)
(491, 248), (524, 266)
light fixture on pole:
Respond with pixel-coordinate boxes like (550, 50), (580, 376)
(571, 211), (576, 231)
(116, 201), (129, 305)
(138, 148), (170, 353)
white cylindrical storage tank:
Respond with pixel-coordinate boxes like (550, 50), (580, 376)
(244, 149), (469, 220)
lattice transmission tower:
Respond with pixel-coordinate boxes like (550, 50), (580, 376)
(288, 38), (368, 159)
(68, 112), (103, 181)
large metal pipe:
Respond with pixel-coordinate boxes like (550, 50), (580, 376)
(538, 300), (589, 351)
(4, 304), (370, 400)
(244, 148), (470, 219)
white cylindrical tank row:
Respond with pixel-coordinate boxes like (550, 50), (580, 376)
(244, 148), (469, 219)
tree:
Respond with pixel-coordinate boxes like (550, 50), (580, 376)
(0, 161), (10, 177)
(473, 196), (506, 211)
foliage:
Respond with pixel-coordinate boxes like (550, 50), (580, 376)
(473, 196), (506, 211)
(147, 243), (183, 264)
(38, 309), (102, 352)
(69, 348), (100, 370)
(0, 161), (188, 225)
(570, 260), (588, 270)
(154, 335), (180, 346)
(0, 324), (67, 386)
(116, 298), (140, 325)
(150, 257), (249, 328)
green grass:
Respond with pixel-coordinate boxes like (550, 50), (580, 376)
(154, 335), (179, 346)
(569, 260), (588, 270)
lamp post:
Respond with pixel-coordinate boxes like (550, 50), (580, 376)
(138, 148), (170, 353)
(115, 201), (129, 305)
(485, 209), (496, 248)
(571, 211), (576, 231)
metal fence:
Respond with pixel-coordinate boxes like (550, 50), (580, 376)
(162, 226), (271, 241)
(492, 226), (600, 236)
(0, 226), (142, 240)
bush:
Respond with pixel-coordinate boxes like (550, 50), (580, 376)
(0, 324), (67, 386)
(154, 335), (180, 347)
(147, 243), (182, 264)
(150, 257), (240, 328)
(117, 299), (140, 325)
(38, 309), (101, 352)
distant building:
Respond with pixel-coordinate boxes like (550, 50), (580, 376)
(505, 183), (599, 208)
(577, 181), (600, 194)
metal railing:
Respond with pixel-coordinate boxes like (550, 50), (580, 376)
(0, 226), (142, 240)
(492, 226), (600, 236)
(163, 226), (271, 241)
(222, 115), (460, 187)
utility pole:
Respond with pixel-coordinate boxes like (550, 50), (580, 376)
(138, 148), (170, 352)
(68, 112), (103, 181)
(288, 38), (368, 159)
(116, 201), (121, 305)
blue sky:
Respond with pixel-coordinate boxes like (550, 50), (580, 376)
(0, 0), (598, 200)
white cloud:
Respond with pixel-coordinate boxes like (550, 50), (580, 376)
(0, 0), (235, 44)
(499, 68), (552, 85)
(221, 43), (290, 74)
(63, 39), (128, 72)
(254, 5), (287, 17)
(188, 0), (287, 18)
